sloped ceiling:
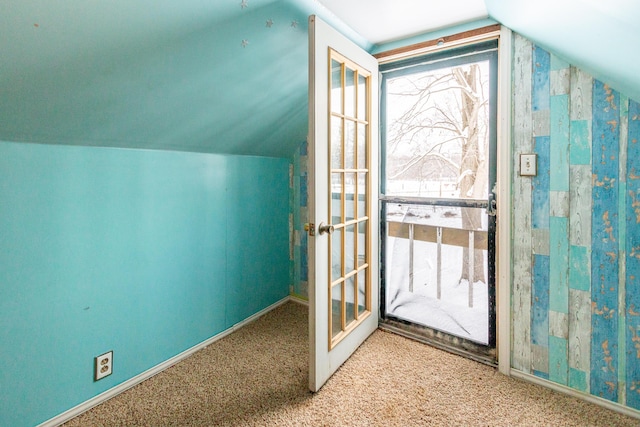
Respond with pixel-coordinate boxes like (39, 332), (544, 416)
(485, 0), (640, 103)
(0, 0), (321, 157)
(317, 0), (488, 44)
(1, 1), (638, 158)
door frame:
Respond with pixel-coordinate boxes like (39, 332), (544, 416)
(373, 26), (512, 374)
(496, 26), (512, 376)
(379, 40), (499, 363)
(307, 23), (512, 378)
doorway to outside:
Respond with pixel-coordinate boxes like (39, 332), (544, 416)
(379, 41), (498, 363)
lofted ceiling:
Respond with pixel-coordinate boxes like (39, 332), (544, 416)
(1, 0), (638, 158)
(317, 0), (489, 45)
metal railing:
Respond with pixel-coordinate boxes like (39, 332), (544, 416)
(387, 221), (487, 307)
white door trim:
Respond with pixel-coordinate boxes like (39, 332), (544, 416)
(496, 25), (513, 375)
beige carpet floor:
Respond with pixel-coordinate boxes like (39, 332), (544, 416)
(63, 301), (639, 426)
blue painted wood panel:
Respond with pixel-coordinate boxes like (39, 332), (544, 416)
(570, 120), (592, 165)
(532, 46), (550, 112)
(570, 367), (589, 392)
(533, 370), (550, 380)
(591, 80), (620, 401)
(550, 336), (569, 385)
(532, 254), (550, 347)
(626, 99), (640, 409)
(532, 136), (550, 229)
(569, 245), (590, 291)
(550, 95), (570, 191)
(550, 217), (569, 313)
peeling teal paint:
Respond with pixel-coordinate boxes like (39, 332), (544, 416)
(569, 245), (590, 291)
(532, 254), (550, 346)
(550, 336), (569, 385)
(591, 79), (620, 402)
(513, 41), (640, 412)
(570, 120), (591, 165)
(534, 370), (550, 380)
(626, 99), (640, 410)
(550, 217), (569, 313)
(570, 367), (589, 392)
(550, 95), (570, 192)
(532, 136), (550, 229)
(532, 47), (550, 112)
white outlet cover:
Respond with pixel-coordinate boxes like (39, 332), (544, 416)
(95, 351), (113, 381)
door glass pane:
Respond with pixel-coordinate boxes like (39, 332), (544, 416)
(345, 224), (355, 274)
(346, 275), (356, 326)
(384, 60), (491, 200)
(357, 172), (367, 218)
(345, 67), (356, 118)
(345, 120), (356, 170)
(327, 50), (372, 349)
(345, 173), (356, 222)
(357, 269), (366, 315)
(357, 220), (367, 267)
(385, 204), (489, 344)
(331, 283), (343, 338)
(357, 73), (366, 120)
(331, 173), (342, 225)
(331, 116), (343, 169)
(331, 59), (342, 114)
(331, 227), (343, 282)
(357, 123), (367, 170)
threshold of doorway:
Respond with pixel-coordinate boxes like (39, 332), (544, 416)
(378, 321), (497, 368)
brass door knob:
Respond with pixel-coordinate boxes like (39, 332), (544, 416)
(318, 222), (335, 235)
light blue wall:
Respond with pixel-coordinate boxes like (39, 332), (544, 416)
(0, 141), (290, 426)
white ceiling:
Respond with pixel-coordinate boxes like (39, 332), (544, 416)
(317, 0), (489, 44)
(315, 0), (640, 102)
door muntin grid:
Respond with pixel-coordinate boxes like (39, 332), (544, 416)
(328, 49), (371, 349)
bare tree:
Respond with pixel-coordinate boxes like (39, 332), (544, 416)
(454, 64), (487, 286)
(386, 62), (489, 289)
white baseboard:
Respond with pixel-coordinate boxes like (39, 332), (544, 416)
(289, 294), (309, 306)
(38, 296), (292, 427)
(510, 369), (640, 420)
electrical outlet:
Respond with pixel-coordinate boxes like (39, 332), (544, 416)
(94, 351), (113, 381)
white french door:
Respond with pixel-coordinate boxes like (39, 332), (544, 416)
(308, 15), (379, 392)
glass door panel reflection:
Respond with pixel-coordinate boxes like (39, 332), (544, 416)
(328, 49), (372, 348)
(385, 203), (489, 344)
(380, 42), (498, 358)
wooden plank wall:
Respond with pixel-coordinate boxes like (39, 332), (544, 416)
(511, 34), (533, 373)
(292, 140), (309, 299)
(511, 33), (640, 411)
(591, 79), (620, 401)
(626, 99), (640, 408)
